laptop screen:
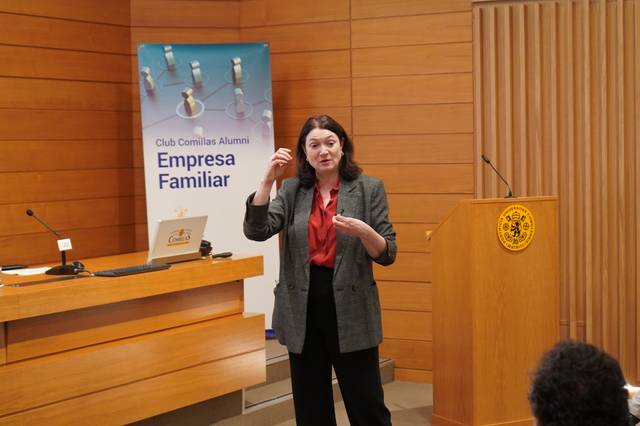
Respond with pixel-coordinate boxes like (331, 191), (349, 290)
(147, 216), (208, 264)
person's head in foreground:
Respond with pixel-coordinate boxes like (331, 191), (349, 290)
(528, 340), (629, 426)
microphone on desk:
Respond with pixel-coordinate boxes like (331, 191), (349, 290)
(480, 154), (514, 198)
(25, 209), (84, 275)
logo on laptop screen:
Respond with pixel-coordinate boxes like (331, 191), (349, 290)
(167, 228), (193, 246)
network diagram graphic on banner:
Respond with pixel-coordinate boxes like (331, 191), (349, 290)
(137, 43), (278, 328)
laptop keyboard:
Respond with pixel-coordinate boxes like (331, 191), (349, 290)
(93, 263), (170, 277)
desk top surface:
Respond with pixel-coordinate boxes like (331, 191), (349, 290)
(0, 251), (263, 322)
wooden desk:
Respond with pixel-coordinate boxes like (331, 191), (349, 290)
(0, 252), (265, 425)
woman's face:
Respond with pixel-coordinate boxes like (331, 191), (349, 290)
(304, 128), (343, 176)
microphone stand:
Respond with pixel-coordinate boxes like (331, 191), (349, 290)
(45, 251), (78, 275)
(481, 155), (514, 198)
(25, 209), (79, 275)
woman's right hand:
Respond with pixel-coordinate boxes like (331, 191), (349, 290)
(252, 148), (293, 206)
(264, 148), (293, 182)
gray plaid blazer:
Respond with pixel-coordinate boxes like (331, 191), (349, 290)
(243, 174), (397, 354)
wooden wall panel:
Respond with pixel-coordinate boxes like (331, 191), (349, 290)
(382, 310), (432, 341)
(240, 22), (350, 53)
(352, 12), (472, 48)
(353, 104), (474, 135)
(393, 224), (434, 253)
(353, 74), (473, 105)
(0, 13), (129, 54)
(0, 2), (135, 266)
(131, 112), (142, 140)
(388, 194), (468, 223)
(0, 110), (134, 140)
(133, 138), (144, 167)
(241, 0), (348, 26)
(272, 79), (351, 108)
(0, 78), (135, 112)
(352, 43), (472, 77)
(0, 197), (144, 237)
(0, 1), (130, 25)
(380, 339), (432, 370)
(134, 223), (149, 252)
(474, 0), (640, 382)
(379, 281), (432, 311)
(352, 0), (470, 19)
(0, 140), (135, 172)
(271, 50), (351, 81)
(395, 368), (432, 383)
(0, 45), (131, 83)
(274, 137), (297, 154)
(362, 164), (473, 194)
(0, 225), (143, 266)
(355, 134), (473, 164)
(131, 0), (239, 27)
(374, 253), (432, 283)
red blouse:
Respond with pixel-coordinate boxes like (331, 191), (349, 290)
(308, 180), (340, 268)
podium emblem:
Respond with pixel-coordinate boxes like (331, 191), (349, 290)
(497, 204), (535, 251)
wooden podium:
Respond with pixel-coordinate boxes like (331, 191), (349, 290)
(430, 197), (559, 426)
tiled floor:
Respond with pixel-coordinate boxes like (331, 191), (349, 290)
(273, 381), (433, 426)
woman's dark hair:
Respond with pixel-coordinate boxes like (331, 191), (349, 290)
(296, 114), (362, 188)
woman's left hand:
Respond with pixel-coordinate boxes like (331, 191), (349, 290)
(332, 214), (371, 239)
(333, 214), (388, 259)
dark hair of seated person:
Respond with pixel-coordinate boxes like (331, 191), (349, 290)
(528, 340), (629, 426)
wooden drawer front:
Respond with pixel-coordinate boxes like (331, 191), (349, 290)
(7, 282), (243, 362)
(0, 349), (265, 425)
(0, 313), (264, 417)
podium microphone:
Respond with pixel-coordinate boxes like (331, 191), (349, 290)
(480, 154), (514, 198)
(25, 209), (82, 275)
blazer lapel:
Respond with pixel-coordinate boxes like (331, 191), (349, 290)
(334, 178), (359, 274)
(294, 185), (313, 284)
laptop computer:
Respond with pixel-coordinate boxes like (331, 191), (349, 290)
(147, 215), (208, 264)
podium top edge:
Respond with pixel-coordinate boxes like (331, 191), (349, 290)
(465, 195), (557, 205)
(427, 195), (557, 240)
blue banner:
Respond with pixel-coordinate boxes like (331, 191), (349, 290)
(137, 43), (278, 327)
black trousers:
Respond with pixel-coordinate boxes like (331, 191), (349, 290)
(288, 265), (391, 426)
